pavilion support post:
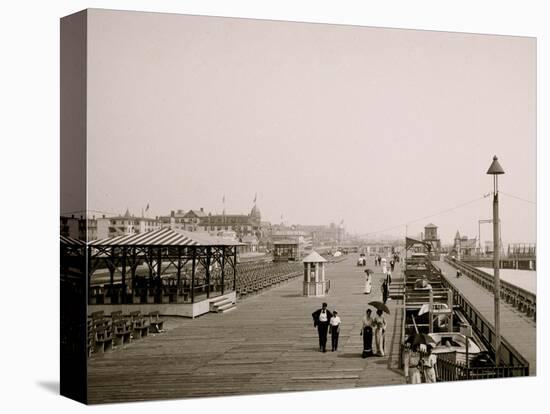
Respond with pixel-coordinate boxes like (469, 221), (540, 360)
(191, 248), (196, 304)
(221, 247), (225, 295)
(130, 248), (137, 296)
(121, 247), (127, 304)
(233, 246), (237, 292)
(87, 246), (92, 304)
(177, 246), (182, 294)
(148, 247), (153, 283)
(110, 247), (115, 295)
(206, 247), (212, 299)
(157, 248), (162, 303)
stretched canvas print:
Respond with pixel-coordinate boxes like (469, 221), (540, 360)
(60, 9), (537, 404)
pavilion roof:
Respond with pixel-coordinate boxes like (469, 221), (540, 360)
(302, 251), (327, 263)
(89, 227), (241, 247)
(273, 239), (298, 245)
(60, 235), (86, 246)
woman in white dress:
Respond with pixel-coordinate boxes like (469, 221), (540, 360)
(364, 270), (372, 294)
(381, 258), (387, 275)
(403, 344), (423, 384)
(422, 345), (438, 383)
(373, 309), (387, 356)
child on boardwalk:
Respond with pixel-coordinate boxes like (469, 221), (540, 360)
(329, 311), (341, 352)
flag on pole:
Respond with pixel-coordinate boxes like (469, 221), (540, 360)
(145, 203), (150, 212)
(254, 193), (257, 203)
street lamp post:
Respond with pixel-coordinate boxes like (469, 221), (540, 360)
(487, 155), (505, 366)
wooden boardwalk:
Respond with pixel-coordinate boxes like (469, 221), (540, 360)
(435, 260), (536, 375)
(87, 256), (405, 403)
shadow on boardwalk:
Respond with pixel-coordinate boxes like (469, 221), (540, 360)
(88, 256), (406, 403)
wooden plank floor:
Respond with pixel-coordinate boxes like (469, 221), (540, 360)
(87, 256), (405, 403)
(435, 260), (536, 375)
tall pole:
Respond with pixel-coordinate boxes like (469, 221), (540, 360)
(492, 174), (501, 366)
(487, 155), (504, 366)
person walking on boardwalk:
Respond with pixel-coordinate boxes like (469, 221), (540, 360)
(403, 343), (422, 384)
(360, 309), (374, 358)
(312, 302), (332, 353)
(385, 267), (392, 286)
(390, 258), (395, 272)
(364, 270), (372, 294)
(381, 279), (389, 304)
(373, 309), (387, 356)
(329, 311), (341, 352)
(421, 345), (438, 383)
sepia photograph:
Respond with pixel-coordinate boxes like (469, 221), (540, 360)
(58, 6), (536, 406)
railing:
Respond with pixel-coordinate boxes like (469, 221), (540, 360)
(437, 352), (529, 381)
(432, 263), (530, 373)
(444, 257), (536, 321)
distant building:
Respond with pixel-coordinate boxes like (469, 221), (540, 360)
(451, 230), (477, 259)
(96, 209), (161, 239)
(216, 229), (239, 241)
(422, 223), (441, 252)
(160, 208), (207, 232)
(60, 214), (98, 241)
(271, 227), (309, 255)
(200, 205), (262, 239)
(240, 234), (259, 253)
(273, 240), (301, 262)
(292, 222), (345, 246)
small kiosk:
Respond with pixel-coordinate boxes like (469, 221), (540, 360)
(302, 251), (329, 297)
(273, 240), (300, 262)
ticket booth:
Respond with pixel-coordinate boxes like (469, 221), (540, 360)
(302, 251), (329, 297)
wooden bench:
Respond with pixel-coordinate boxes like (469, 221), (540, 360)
(149, 311), (165, 333)
(111, 311), (132, 346)
(91, 310), (105, 321)
(94, 326), (114, 353)
(129, 311), (149, 339)
(87, 319), (94, 357)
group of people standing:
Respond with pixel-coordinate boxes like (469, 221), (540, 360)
(311, 303), (387, 358)
(403, 343), (438, 384)
(374, 254), (399, 268)
(360, 308), (387, 358)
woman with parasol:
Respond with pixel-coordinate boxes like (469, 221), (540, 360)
(403, 333), (437, 384)
(369, 301), (389, 356)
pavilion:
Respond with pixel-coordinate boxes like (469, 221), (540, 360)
(81, 228), (241, 317)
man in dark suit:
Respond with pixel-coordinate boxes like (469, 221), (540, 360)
(382, 280), (389, 304)
(312, 302), (333, 352)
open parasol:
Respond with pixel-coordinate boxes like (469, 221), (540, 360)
(368, 301), (390, 314)
(405, 333), (437, 347)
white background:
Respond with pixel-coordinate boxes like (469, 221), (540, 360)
(0, 0), (547, 412)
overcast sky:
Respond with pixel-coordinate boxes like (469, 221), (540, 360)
(84, 9), (536, 245)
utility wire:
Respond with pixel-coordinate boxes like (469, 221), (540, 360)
(500, 191), (536, 205)
(362, 194), (490, 237)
